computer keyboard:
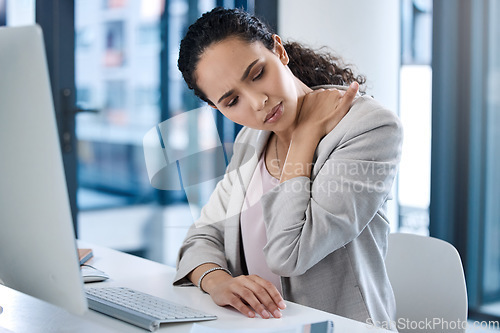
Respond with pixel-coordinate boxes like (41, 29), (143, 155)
(85, 287), (217, 331)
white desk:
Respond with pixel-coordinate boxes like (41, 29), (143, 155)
(0, 242), (391, 333)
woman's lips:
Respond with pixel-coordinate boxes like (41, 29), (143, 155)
(264, 102), (283, 123)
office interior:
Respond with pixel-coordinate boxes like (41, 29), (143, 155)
(0, 0), (498, 327)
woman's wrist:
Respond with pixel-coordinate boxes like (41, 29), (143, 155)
(200, 269), (233, 294)
(293, 123), (323, 142)
(197, 267), (232, 292)
(280, 130), (321, 182)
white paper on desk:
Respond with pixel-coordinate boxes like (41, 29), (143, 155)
(190, 320), (333, 333)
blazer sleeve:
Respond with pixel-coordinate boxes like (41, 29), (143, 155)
(173, 129), (250, 286)
(261, 102), (403, 277)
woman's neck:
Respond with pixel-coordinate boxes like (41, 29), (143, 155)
(273, 76), (312, 146)
(294, 77), (313, 119)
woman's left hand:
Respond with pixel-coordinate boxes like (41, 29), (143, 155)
(295, 81), (359, 138)
(278, 82), (359, 182)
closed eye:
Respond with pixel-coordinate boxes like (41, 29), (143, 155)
(252, 67), (265, 81)
(227, 96), (239, 108)
(225, 65), (264, 108)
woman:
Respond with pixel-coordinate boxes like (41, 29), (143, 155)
(173, 7), (402, 327)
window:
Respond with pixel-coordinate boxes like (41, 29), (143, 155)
(75, 0), (275, 266)
(398, 0), (433, 235)
(76, 0), (162, 257)
(104, 21), (125, 67)
(2, 0), (35, 26)
(136, 22), (159, 45)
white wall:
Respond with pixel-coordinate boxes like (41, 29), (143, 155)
(278, 0), (400, 114)
(278, 0), (401, 228)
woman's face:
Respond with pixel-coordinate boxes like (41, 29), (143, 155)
(194, 36), (300, 133)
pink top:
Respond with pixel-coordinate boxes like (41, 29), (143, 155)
(240, 151), (281, 292)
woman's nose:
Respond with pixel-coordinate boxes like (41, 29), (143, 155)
(249, 92), (268, 111)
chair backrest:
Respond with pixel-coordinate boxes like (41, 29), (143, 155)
(385, 233), (467, 333)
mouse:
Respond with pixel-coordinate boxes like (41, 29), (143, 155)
(81, 265), (110, 283)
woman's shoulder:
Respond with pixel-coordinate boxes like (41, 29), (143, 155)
(322, 88), (402, 136)
(350, 95), (402, 132)
(312, 84), (398, 120)
(316, 91), (402, 156)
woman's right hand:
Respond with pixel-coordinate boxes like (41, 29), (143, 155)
(201, 271), (286, 319)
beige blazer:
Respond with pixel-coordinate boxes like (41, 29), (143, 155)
(174, 89), (403, 327)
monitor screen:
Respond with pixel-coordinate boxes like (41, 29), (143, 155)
(0, 25), (88, 316)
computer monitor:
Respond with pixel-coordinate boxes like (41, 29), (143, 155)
(0, 25), (88, 315)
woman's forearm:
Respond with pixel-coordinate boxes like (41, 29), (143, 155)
(280, 127), (322, 183)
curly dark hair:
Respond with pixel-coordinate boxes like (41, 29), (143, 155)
(178, 7), (366, 105)
(285, 42), (366, 91)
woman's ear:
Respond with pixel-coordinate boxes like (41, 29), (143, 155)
(272, 34), (289, 65)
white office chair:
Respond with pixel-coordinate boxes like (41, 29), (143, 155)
(385, 233), (468, 333)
